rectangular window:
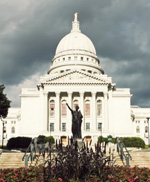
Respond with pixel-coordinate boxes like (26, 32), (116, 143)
(98, 123), (102, 131)
(50, 103), (55, 117)
(86, 123), (90, 131)
(50, 123), (54, 131)
(62, 123), (66, 132)
(85, 103), (90, 117)
(97, 100), (102, 117)
(62, 103), (67, 116)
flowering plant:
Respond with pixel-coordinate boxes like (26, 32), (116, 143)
(0, 166), (150, 181)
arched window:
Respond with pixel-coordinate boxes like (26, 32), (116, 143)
(11, 127), (15, 134)
(85, 100), (90, 117)
(97, 100), (102, 116)
(61, 100), (67, 116)
(145, 126), (148, 133)
(136, 126), (140, 133)
(50, 100), (55, 117)
(73, 100), (79, 110)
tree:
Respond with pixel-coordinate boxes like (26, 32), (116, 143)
(0, 85), (11, 118)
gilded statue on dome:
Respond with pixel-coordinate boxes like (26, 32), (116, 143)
(74, 12), (78, 21)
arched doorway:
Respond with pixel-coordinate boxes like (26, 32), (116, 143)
(61, 136), (67, 142)
(85, 136), (92, 142)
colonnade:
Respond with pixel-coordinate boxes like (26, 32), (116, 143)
(42, 91), (109, 135)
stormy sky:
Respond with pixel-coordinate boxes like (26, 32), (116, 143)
(0, 0), (150, 108)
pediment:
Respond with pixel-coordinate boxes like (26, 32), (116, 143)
(43, 70), (110, 85)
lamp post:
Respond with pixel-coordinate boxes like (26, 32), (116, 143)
(147, 117), (150, 147)
(101, 123), (102, 139)
(1, 115), (5, 149)
(99, 123), (102, 143)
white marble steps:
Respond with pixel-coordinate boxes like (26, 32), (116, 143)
(114, 150), (150, 167)
(0, 152), (25, 169)
(0, 150), (150, 169)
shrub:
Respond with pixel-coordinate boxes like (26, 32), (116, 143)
(45, 136), (55, 144)
(121, 137), (145, 148)
(98, 136), (116, 143)
(7, 137), (32, 149)
(37, 135), (55, 144)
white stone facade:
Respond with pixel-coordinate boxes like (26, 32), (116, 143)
(1, 14), (150, 145)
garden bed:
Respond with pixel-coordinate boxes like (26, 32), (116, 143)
(0, 166), (150, 181)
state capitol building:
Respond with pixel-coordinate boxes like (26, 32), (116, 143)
(1, 14), (150, 144)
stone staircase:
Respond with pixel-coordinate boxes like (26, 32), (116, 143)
(0, 149), (150, 169)
(0, 152), (54, 169)
(115, 150), (150, 167)
(0, 152), (25, 169)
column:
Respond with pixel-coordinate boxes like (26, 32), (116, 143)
(67, 92), (72, 134)
(108, 91), (112, 133)
(92, 92), (96, 132)
(55, 92), (60, 132)
(80, 92), (84, 132)
(43, 92), (48, 132)
(104, 92), (108, 132)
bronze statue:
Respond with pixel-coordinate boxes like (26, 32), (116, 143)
(66, 103), (83, 139)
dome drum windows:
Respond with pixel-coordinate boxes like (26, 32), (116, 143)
(74, 56), (77, 60)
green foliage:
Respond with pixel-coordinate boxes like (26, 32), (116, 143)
(7, 137), (32, 149)
(145, 145), (149, 149)
(98, 136), (116, 143)
(37, 135), (55, 144)
(45, 136), (55, 144)
(121, 137), (145, 148)
(98, 136), (145, 148)
(0, 85), (11, 118)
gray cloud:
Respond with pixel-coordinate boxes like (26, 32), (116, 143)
(0, 0), (150, 107)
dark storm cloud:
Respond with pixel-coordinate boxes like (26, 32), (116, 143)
(0, 0), (150, 107)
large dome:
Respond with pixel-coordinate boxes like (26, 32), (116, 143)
(55, 31), (96, 57)
(48, 13), (104, 75)
(54, 13), (97, 59)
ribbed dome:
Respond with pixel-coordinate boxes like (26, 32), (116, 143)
(54, 13), (97, 59)
(55, 32), (96, 56)
(48, 13), (104, 75)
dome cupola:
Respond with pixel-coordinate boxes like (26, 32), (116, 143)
(48, 13), (104, 75)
